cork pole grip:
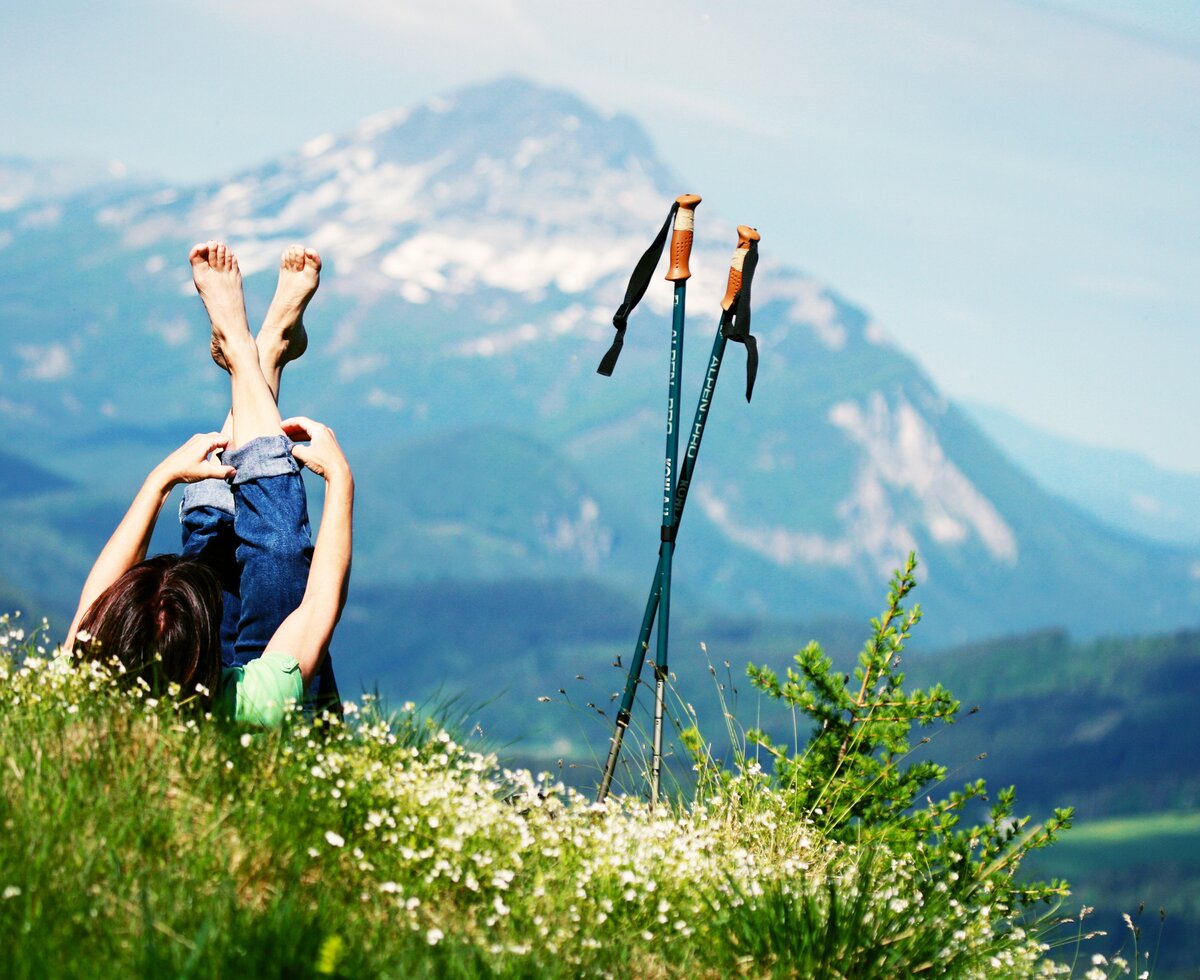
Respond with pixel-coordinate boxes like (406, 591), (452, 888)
(720, 225), (761, 310)
(664, 193), (702, 282)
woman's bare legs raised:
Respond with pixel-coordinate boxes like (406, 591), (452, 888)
(189, 241), (281, 448)
(199, 244), (320, 444)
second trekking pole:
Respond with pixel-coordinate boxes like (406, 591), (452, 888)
(650, 193), (700, 804)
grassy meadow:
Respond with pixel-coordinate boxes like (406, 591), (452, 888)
(1, 575), (1164, 980)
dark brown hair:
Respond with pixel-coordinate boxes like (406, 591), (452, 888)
(77, 554), (224, 707)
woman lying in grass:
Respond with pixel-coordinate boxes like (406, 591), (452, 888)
(64, 242), (353, 725)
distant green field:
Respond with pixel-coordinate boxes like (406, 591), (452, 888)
(1023, 811), (1200, 979)
(1028, 811), (1200, 878)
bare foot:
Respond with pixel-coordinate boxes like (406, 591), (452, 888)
(189, 241), (254, 372)
(259, 244), (320, 368)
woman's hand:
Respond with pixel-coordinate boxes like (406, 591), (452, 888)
(66, 431), (233, 651)
(282, 417), (351, 483)
(152, 432), (236, 488)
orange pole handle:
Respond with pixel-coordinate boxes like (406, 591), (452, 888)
(720, 225), (761, 311)
(664, 193), (702, 282)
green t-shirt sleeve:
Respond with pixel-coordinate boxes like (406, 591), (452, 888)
(216, 652), (304, 727)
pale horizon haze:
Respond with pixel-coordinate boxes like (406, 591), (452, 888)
(4, 0), (1199, 474)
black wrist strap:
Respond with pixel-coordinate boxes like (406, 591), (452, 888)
(720, 241), (760, 401)
(597, 202), (680, 377)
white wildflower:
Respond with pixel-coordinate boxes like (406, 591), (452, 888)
(325, 831), (345, 848)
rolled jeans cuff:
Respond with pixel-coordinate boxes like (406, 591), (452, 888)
(179, 435), (298, 518)
(225, 435), (300, 485)
(181, 477), (234, 516)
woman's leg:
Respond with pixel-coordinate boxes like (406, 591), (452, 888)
(189, 242), (338, 705)
(180, 246), (321, 665)
(191, 241), (280, 448)
(213, 243), (322, 439)
(258, 243), (320, 401)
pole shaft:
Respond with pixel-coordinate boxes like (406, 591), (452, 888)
(650, 282), (687, 803)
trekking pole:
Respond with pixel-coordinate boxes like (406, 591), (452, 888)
(597, 224), (761, 803)
(648, 194), (701, 804)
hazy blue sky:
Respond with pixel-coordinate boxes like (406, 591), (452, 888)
(4, 1), (1199, 472)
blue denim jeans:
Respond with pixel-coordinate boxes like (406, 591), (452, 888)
(179, 434), (339, 708)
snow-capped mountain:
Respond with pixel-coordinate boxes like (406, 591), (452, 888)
(2, 77), (1198, 646)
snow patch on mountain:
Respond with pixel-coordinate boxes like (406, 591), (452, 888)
(830, 393), (1017, 563)
(695, 479), (919, 576)
(20, 206), (63, 231)
(864, 320), (891, 346)
(453, 323), (540, 358)
(694, 487), (859, 567)
(365, 387), (405, 413)
(379, 231), (642, 300)
(147, 315), (191, 349)
(301, 133), (337, 158)
(16, 343), (73, 382)
(337, 352), (387, 382)
(787, 279), (846, 350)
(356, 108), (410, 140)
(750, 271), (888, 352)
(0, 158), (122, 212)
(535, 497), (612, 572)
(695, 391), (1017, 574)
(513, 137), (550, 169)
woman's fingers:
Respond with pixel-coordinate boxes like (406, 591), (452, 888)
(281, 416), (320, 442)
(176, 431), (227, 459)
(281, 416), (349, 482)
(194, 461), (236, 482)
(192, 432), (230, 458)
(289, 442), (326, 478)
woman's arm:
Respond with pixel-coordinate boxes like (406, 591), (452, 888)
(65, 433), (235, 649)
(263, 418), (353, 686)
